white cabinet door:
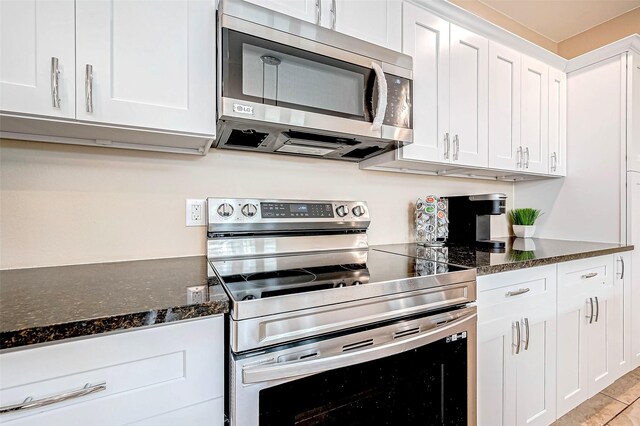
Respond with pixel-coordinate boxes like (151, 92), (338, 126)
(333, 0), (401, 52)
(627, 53), (640, 173)
(0, 0), (75, 118)
(449, 24), (489, 168)
(548, 67), (567, 176)
(398, 4), (449, 164)
(75, 0), (216, 135)
(629, 172), (640, 369)
(488, 42), (521, 171)
(516, 309), (556, 426)
(521, 55), (549, 174)
(587, 286), (616, 395)
(611, 252), (632, 378)
(243, 0), (319, 23)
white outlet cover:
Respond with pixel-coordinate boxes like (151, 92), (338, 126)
(186, 199), (206, 227)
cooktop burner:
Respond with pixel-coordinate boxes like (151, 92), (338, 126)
(211, 249), (469, 304)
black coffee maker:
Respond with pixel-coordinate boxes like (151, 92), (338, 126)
(447, 193), (507, 250)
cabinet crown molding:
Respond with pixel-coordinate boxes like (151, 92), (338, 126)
(566, 34), (640, 73)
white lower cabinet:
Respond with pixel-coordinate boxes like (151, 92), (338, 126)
(556, 255), (625, 417)
(477, 265), (557, 426)
(0, 316), (224, 425)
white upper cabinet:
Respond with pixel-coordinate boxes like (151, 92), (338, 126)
(75, 0), (216, 135)
(548, 67), (567, 176)
(332, 0), (402, 52)
(0, 0), (75, 118)
(243, 0), (319, 23)
(521, 55), (549, 174)
(628, 53), (640, 173)
(449, 24), (489, 168)
(245, 0), (402, 51)
(488, 42), (521, 170)
(399, 3), (449, 163)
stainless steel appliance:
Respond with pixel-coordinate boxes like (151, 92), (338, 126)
(216, 0), (413, 162)
(207, 198), (477, 425)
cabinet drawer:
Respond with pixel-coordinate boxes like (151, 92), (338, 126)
(478, 265), (556, 318)
(557, 255), (613, 300)
(0, 316), (223, 425)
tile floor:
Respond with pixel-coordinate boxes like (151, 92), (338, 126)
(553, 367), (640, 425)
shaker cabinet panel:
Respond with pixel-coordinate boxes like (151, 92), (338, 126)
(333, 0), (402, 52)
(0, 0), (75, 118)
(75, 0), (216, 135)
(488, 42), (521, 171)
(449, 24), (489, 168)
(242, 0), (319, 23)
(521, 55), (549, 174)
(398, 3), (449, 163)
(548, 68), (567, 176)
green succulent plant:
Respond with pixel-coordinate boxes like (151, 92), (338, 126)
(509, 208), (542, 226)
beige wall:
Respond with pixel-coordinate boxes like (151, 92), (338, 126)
(0, 139), (513, 269)
(449, 0), (558, 53)
(558, 8), (640, 59)
(452, 0), (640, 59)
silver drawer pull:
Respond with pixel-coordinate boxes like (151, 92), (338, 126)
(522, 317), (530, 350)
(506, 288), (530, 297)
(581, 272), (598, 279)
(85, 64), (94, 113)
(0, 382), (106, 414)
(513, 321), (521, 354)
(51, 57), (60, 108)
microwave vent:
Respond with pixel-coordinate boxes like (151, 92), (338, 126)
(226, 129), (269, 148)
(342, 146), (385, 159)
(283, 131), (359, 146)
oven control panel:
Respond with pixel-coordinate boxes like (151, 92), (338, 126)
(207, 198), (370, 232)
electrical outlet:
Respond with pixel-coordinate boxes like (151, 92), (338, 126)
(187, 285), (208, 304)
(186, 199), (206, 227)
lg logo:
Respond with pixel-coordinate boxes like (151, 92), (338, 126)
(233, 104), (254, 115)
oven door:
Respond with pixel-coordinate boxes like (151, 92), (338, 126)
(229, 306), (476, 426)
(218, 16), (412, 143)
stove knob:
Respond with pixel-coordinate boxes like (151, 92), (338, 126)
(336, 205), (349, 217)
(217, 203), (234, 217)
(241, 203), (258, 217)
(352, 205), (366, 217)
(336, 282), (346, 287)
(353, 281), (362, 286)
(242, 294), (256, 301)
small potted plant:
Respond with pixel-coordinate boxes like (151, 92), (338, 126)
(509, 208), (542, 238)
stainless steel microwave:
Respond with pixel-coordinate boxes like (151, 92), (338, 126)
(216, 0), (413, 162)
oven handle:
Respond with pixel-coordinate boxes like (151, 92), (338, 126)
(242, 310), (476, 384)
(370, 62), (387, 132)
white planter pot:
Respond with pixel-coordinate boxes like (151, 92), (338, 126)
(513, 225), (536, 238)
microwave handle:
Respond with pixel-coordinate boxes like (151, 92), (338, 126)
(242, 310), (476, 384)
(370, 62), (387, 132)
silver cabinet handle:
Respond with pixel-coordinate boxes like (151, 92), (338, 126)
(551, 152), (557, 172)
(0, 382), (106, 414)
(524, 147), (530, 169)
(506, 287), (530, 297)
(444, 133), (450, 159)
(453, 134), (459, 161)
(51, 57), (61, 108)
(581, 272), (598, 279)
(85, 64), (93, 113)
(587, 297), (594, 324)
(330, 0), (336, 30)
(315, 0), (321, 25)
(594, 296), (599, 323)
(513, 321), (521, 354)
(618, 257), (625, 279)
(523, 317), (530, 350)
(516, 146), (523, 168)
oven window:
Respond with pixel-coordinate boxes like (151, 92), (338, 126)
(258, 335), (467, 425)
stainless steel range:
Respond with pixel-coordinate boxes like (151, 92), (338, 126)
(207, 198), (477, 426)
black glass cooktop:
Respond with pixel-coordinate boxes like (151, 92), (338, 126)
(211, 249), (469, 302)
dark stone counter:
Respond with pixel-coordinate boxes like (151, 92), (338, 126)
(374, 238), (633, 276)
(0, 256), (228, 350)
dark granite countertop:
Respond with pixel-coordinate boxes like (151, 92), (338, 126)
(374, 238), (633, 276)
(0, 256), (229, 350)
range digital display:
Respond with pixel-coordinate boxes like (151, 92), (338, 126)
(261, 202), (334, 218)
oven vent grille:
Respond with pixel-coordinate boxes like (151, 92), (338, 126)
(342, 339), (374, 352)
(299, 352), (318, 360)
(393, 327), (420, 339)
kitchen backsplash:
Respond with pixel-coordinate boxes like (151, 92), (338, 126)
(0, 139), (513, 269)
